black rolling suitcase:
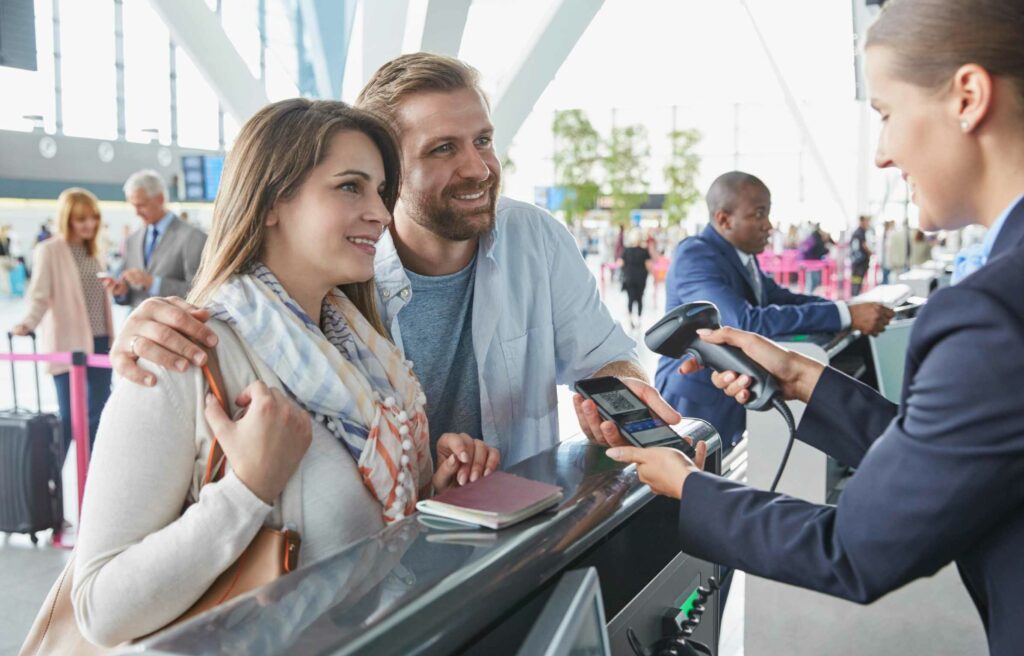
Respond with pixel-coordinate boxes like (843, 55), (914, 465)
(0, 332), (64, 543)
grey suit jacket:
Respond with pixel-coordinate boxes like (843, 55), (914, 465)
(116, 215), (207, 308)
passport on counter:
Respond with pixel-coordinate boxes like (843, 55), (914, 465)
(416, 471), (563, 530)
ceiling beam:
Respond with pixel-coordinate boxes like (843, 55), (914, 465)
(147, 0), (269, 124)
(490, 0), (605, 158)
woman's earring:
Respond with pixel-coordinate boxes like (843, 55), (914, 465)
(960, 119), (971, 132)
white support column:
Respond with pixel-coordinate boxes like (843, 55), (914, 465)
(147, 0), (269, 124)
(490, 0), (605, 159)
(362, 0), (410, 84)
(419, 0), (472, 56)
(298, 0), (356, 99)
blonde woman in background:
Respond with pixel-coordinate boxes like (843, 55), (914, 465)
(12, 188), (114, 454)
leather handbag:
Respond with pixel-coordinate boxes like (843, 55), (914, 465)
(19, 351), (301, 655)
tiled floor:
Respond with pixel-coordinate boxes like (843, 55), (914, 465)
(0, 532), (71, 655)
(0, 264), (743, 656)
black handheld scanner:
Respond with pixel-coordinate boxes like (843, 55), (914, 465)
(644, 301), (781, 411)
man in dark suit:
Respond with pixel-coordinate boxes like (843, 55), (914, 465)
(103, 170), (207, 308)
(655, 171), (893, 448)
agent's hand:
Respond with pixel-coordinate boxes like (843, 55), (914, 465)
(10, 323), (31, 337)
(605, 439), (708, 499)
(122, 268), (154, 290)
(849, 302), (895, 337)
(203, 381), (312, 504)
(678, 327), (825, 405)
(111, 296), (219, 386)
(433, 432), (500, 492)
(573, 377), (682, 447)
(100, 276), (128, 297)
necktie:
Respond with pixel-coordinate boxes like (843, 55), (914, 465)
(144, 225), (160, 267)
(745, 256), (763, 304)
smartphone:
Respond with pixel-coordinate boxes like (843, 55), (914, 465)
(574, 376), (695, 455)
(96, 271), (113, 279)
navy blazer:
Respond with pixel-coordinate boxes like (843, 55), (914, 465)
(676, 198), (1024, 655)
(655, 225), (842, 446)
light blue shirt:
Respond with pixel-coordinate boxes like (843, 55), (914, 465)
(374, 197), (638, 466)
(145, 212), (176, 296)
(982, 194), (1023, 260)
(952, 194), (1023, 284)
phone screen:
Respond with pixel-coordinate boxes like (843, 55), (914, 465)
(588, 388), (680, 446)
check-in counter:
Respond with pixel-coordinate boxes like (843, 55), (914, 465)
(134, 423), (723, 656)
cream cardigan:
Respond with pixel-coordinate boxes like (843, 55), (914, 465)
(19, 238), (115, 375)
(71, 321), (384, 646)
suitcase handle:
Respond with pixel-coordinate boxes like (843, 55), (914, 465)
(7, 331), (42, 414)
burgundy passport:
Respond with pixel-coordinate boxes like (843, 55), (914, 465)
(416, 471), (563, 529)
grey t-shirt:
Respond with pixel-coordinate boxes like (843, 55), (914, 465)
(398, 257), (483, 454)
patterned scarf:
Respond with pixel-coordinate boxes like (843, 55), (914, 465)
(209, 264), (432, 523)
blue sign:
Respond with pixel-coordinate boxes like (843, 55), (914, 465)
(203, 156), (224, 201)
(181, 155), (225, 201)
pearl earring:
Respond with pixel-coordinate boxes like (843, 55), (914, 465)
(960, 120), (970, 132)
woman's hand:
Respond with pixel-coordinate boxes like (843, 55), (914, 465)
(203, 381), (312, 504)
(10, 323), (31, 336)
(111, 297), (219, 386)
(605, 438), (708, 500)
(432, 432), (500, 493)
(678, 327), (825, 404)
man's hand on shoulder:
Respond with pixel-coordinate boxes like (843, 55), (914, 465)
(112, 297), (218, 386)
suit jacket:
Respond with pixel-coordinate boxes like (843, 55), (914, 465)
(116, 215), (207, 308)
(676, 198), (1024, 656)
(655, 225), (841, 446)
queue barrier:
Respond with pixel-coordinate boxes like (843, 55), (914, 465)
(1, 348), (111, 528)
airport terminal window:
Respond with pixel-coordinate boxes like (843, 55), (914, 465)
(59, 0), (117, 140)
(0, 0), (56, 132)
(123, 0), (171, 145)
(222, 0), (262, 80)
(174, 47), (220, 150)
(264, 0), (300, 101)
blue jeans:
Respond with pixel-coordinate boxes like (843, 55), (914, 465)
(806, 270), (822, 293)
(53, 336), (112, 458)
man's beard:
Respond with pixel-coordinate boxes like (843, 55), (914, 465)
(405, 179), (499, 242)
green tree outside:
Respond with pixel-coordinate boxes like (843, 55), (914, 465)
(604, 124), (650, 226)
(662, 128), (703, 226)
(551, 109), (601, 224)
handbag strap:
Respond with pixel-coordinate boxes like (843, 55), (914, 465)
(201, 348), (229, 487)
(197, 340), (304, 535)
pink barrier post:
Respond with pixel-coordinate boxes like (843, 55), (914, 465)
(69, 352), (90, 519)
(1, 349), (110, 546)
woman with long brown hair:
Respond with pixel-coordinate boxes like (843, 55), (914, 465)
(12, 188), (115, 453)
(608, 1), (1024, 653)
(70, 99), (498, 646)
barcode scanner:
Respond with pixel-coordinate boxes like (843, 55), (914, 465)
(645, 301), (797, 492)
(644, 302), (780, 411)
